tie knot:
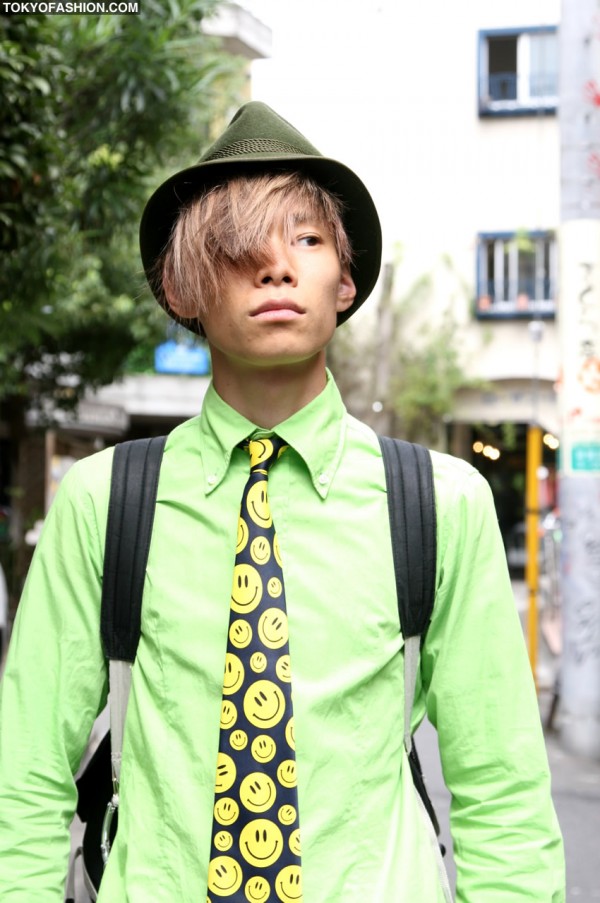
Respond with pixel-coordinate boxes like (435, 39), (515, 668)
(247, 435), (287, 473)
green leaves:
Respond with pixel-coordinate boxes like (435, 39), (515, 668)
(329, 259), (479, 447)
(389, 313), (466, 445)
(0, 3), (240, 411)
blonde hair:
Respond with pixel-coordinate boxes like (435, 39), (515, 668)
(160, 171), (353, 324)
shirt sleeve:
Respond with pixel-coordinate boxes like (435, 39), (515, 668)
(419, 456), (565, 902)
(0, 453), (111, 901)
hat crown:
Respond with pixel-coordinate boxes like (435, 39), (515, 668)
(205, 137), (307, 161)
(200, 102), (322, 164)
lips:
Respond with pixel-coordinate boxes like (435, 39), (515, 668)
(251, 299), (304, 318)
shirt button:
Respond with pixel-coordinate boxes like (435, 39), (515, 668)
(207, 474), (217, 486)
(318, 473), (329, 486)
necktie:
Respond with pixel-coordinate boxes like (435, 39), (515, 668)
(207, 436), (303, 903)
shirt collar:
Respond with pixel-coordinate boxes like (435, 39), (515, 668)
(198, 370), (347, 499)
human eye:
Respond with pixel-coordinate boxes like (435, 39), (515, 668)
(296, 232), (322, 247)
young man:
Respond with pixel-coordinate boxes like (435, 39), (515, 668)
(0, 103), (564, 901)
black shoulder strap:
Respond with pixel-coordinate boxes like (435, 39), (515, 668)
(378, 436), (437, 639)
(100, 436), (167, 662)
(378, 436), (445, 851)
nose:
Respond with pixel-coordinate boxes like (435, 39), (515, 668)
(255, 238), (297, 287)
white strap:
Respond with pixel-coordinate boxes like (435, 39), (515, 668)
(97, 660), (133, 867)
(403, 634), (421, 754)
(415, 790), (454, 901)
(65, 845), (81, 902)
(108, 659), (132, 788)
(404, 635), (453, 901)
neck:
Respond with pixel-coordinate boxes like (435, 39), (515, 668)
(210, 352), (328, 429)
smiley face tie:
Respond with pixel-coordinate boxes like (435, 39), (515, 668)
(208, 436), (303, 903)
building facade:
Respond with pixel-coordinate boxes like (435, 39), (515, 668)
(394, 0), (561, 531)
(247, 0), (562, 536)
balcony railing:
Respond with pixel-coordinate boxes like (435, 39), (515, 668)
(476, 279), (556, 318)
(479, 72), (558, 114)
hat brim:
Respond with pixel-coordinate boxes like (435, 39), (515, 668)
(139, 153), (381, 332)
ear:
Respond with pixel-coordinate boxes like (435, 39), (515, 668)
(165, 291), (198, 320)
(163, 288), (205, 336)
(161, 262), (199, 320)
(336, 268), (356, 314)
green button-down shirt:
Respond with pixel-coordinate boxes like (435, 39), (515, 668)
(0, 374), (564, 901)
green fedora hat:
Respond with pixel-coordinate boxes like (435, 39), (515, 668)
(139, 101), (382, 331)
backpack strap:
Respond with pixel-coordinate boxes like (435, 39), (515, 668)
(101, 435), (167, 662)
(378, 437), (436, 747)
(99, 435), (166, 863)
(378, 436), (443, 838)
(378, 437), (437, 640)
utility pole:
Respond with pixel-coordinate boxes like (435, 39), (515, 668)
(558, 0), (600, 759)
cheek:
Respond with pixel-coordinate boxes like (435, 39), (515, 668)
(201, 306), (241, 345)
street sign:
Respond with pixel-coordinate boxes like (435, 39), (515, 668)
(154, 341), (210, 376)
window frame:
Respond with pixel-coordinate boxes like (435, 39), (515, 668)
(475, 230), (557, 319)
(477, 26), (559, 117)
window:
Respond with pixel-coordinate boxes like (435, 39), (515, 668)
(476, 232), (557, 318)
(478, 27), (558, 116)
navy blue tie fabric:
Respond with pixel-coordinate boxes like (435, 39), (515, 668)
(207, 436), (302, 902)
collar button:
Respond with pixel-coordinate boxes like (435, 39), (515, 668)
(318, 473), (329, 486)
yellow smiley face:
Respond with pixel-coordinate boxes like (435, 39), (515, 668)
(288, 829), (301, 857)
(207, 855), (243, 896)
(213, 797), (239, 826)
(230, 729), (248, 751)
(214, 830), (233, 852)
(214, 752), (237, 793)
(277, 760), (297, 789)
(250, 536), (271, 565)
(258, 609), (288, 650)
(278, 804), (296, 826)
(285, 717), (295, 751)
(220, 700), (237, 730)
(267, 577), (283, 598)
(248, 438), (274, 468)
(222, 652), (244, 696)
(236, 516), (249, 553)
(244, 680), (286, 729)
(239, 818), (283, 868)
(252, 735), (277, 764)
(229, 619), (252, 649)
(231, 564), (263, 614)
(275, 655), (291, 683)
(275, 865), (302, 902)
(246, 481), (272, 528)
(273, 534), (282, 567)
(239, 772), (277, 813)
(245, 875), (270, 902)
(250, 651), (267, 673)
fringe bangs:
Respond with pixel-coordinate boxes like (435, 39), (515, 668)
(161, 172), (353, 323)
